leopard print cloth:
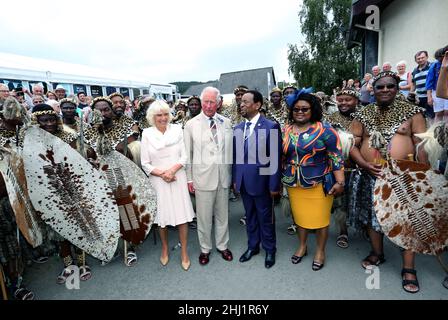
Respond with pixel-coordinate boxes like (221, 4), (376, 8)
(84, 115), (138, 151)
(62, 118), (86, 133)
(220, 102), (243, 127)
(265, 101), (289, 128)
(54, 130), (79, 145)
(0, 127), (23, 148)
(323, 111), (353, 132)
(352, 100), (423, 156)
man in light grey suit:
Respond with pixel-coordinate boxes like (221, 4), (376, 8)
(184, 86), (234, 265)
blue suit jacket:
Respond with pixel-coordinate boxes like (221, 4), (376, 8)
(232, 115), (281, 196)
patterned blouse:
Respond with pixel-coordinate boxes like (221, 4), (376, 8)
(282, 121), (344, 188)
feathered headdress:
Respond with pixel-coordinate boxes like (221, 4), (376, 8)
(285, 87), (314, 109)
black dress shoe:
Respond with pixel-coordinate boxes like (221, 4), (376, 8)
(291, 248), (307, 264)
(239, 249), (259, 263)
(265, 253), (275, 269)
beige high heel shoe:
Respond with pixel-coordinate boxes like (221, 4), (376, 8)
(181, 259), (191, 271)
(160, 255), (169, 266)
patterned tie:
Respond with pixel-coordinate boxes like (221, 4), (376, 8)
(244, 121), (252, 141)
(209, 117), (218, 144)
(243, 121), (252, 153)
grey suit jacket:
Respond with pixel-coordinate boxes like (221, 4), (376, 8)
(184, 112), (233, 191)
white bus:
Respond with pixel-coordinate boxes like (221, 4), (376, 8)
(149, 83), (180, 102)
(0, 52), (178, 101)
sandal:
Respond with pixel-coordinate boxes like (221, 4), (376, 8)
(312, 260), (324, 271)
(287, 224), (297, 235)
(401, 268), (420, 293)
(79, 265), (92, 281)
(57, 265), (75, 284)
(291, 248), (307, 264)
(14, 287), (35, 300)
(336, 234), (349, 249)
(125, 251), (137, 267)
(361, 251), (385, 269)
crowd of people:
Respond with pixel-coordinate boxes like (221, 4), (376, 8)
(338, 46), (448, 124)
(1, 47), (448, 300)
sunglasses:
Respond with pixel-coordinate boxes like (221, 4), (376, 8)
(375, 84), (396, 90)
(292, 107), (311, 113)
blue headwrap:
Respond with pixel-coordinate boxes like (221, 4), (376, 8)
(285, 87), (314, 109)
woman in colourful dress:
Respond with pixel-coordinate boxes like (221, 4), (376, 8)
(282, 89), (345, 271)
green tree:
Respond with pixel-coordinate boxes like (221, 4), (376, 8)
(288, 0), (361, 94)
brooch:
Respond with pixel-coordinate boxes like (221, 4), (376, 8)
(302, 133), (309, 139)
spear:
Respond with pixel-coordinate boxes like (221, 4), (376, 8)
(78, 110), (87, 159)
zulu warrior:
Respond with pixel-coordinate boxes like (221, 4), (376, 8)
(324, 88), (358, 249)
(84, 97), (140, 160)
(85, 97), (142, 266)
(60, 97), (85, 134)
(349, 71), (427, 294)
(173, 96), (202, 129)
(0, 97), (34, 299)
(30, 103), (96, 285)
(134, 95), (155, 130)
(220, 85), (247, 126)
(265, 87), (289, 128)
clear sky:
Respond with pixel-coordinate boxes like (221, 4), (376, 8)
(1, 0), (303, 84)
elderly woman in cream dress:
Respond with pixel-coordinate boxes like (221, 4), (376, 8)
(141, 100), (195, 271)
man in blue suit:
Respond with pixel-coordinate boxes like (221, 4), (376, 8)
(232, 90), (282, 268)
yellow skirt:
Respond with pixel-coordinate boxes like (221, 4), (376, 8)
(287, 184), (333, 229)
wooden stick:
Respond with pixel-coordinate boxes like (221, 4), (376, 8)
(82, 251), (86, 267)
(124, 240), (128, 265)
(0, 265), (8, 301)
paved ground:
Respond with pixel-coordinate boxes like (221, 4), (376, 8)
(23, 198), (447, 300)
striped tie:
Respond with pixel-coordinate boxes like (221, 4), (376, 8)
(243, 121), (251, 151)
(244, 121), (252, 141)
(209, 117), (218, 144)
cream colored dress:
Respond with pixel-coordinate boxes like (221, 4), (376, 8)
(141, 124), (195, 227)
